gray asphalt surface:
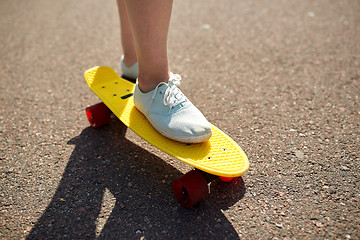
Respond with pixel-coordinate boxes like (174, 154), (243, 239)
(1, 0), (359, 239)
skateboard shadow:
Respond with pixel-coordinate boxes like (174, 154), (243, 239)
(27, 118), (246, 239)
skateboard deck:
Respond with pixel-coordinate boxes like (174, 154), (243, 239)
(84, 66), (249, 178)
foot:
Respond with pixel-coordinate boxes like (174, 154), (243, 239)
(134, 73), (212, 143)
(121, 55), (138, 80)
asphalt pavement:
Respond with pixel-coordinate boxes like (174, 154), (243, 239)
(1, 0), (359, 239)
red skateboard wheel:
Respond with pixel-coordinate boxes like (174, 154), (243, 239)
(219, 177), (234, 182)
(85, 102), (111, 128)
(172, 170), (209, 208)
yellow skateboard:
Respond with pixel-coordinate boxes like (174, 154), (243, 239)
(84, 66), (249, 208)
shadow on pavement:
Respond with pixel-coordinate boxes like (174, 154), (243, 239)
(27, 118), (246, 239)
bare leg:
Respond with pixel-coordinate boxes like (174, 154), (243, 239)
(117, 0), (212, 143)
(125, 0), (173, 92)
(117, 0), (137, 67)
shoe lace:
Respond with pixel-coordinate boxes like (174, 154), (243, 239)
(151, 73), (186, 112)
(169, 72), (182, 87)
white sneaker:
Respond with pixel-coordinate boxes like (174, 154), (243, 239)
(121, 55), (138, 80)
(134, 73), (212, 143)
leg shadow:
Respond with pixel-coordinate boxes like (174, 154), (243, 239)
(27, 118), (246, 240)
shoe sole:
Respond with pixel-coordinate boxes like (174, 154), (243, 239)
(150, 122), (212, 143)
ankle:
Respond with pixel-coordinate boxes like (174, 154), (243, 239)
(138, 72), (170, 93)
(122, 55), (137, 67)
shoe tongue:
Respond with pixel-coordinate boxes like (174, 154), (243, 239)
(157, 82), (169, 91)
